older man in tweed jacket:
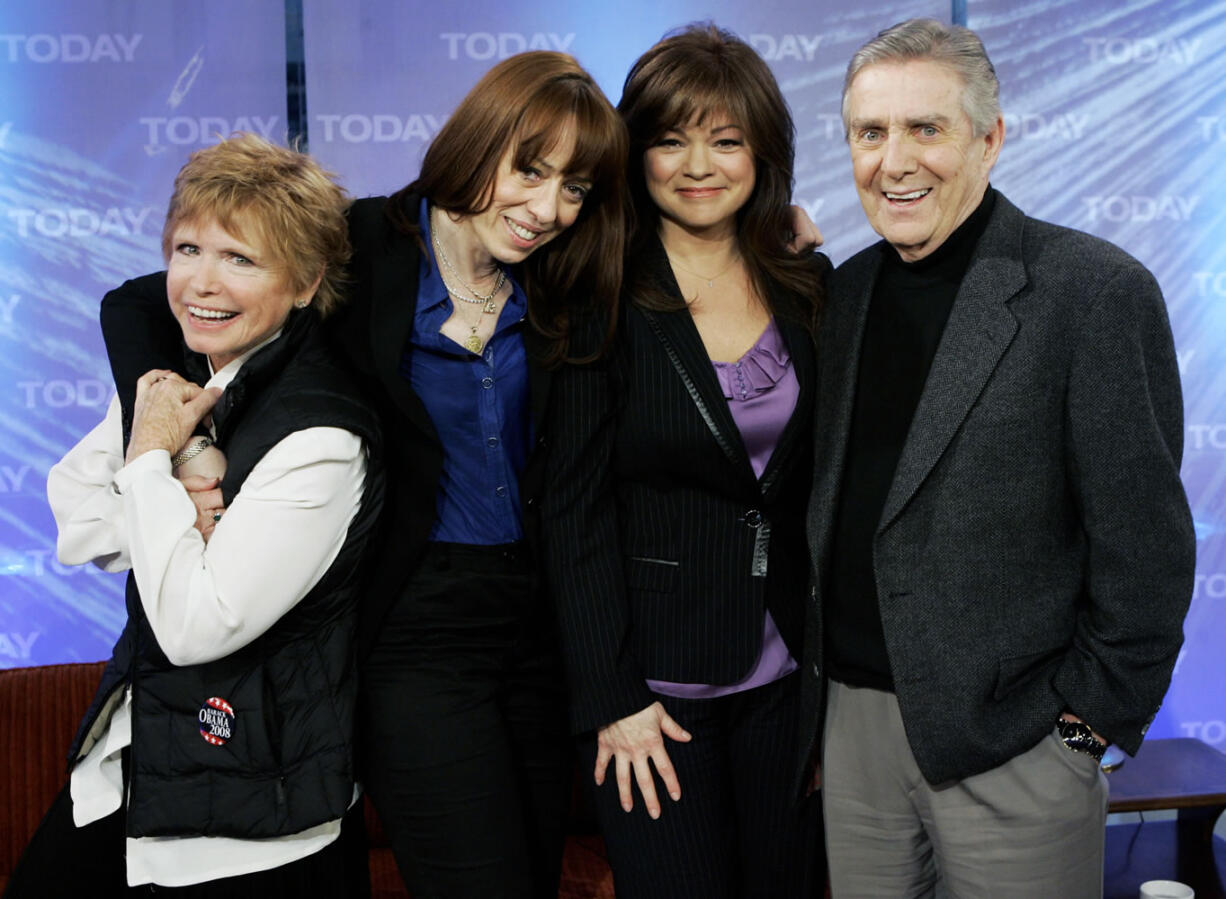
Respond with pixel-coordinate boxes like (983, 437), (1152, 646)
(798, 18), (1195, 898)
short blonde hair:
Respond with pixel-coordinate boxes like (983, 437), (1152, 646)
(161, 133), (351, 316)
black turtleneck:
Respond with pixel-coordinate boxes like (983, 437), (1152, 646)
(825, 188), (997, 691)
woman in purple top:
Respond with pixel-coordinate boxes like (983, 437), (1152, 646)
(542, 25), (829, 898)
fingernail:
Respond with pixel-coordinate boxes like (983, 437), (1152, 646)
(670, 791), (680, 801)
(622, 803), (632, 813)
(649, 808), (659, 820)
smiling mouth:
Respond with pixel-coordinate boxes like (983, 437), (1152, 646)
(677, 187), (724, 198)
(884, 188), (931, 204)
(187, 305), (238, 321)
(505, 217), (541, 243)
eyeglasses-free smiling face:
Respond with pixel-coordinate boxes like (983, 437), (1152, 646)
(644, 116), (756, 239)
(466, 123), (592, 265)
(845, 59), (1003, 262)
(166, 217), (317, 372)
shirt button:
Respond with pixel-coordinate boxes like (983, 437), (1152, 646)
(487, 436), (499, 448)
(481, 377), (494, 389)
(745, 509), (763, 528)
(495, 486), (507, 498)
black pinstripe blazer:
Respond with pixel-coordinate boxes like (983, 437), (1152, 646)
(542, 238), (829, 735)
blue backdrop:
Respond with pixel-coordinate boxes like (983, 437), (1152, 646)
(2, 0), (1223, 751)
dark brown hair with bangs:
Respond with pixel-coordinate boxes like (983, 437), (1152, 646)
(619, 24), (824, 327)
(388, 51), (628, 363)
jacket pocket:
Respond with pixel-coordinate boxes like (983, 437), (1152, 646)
(625, 556), (679, 593)
(994, 646), (1063, 701)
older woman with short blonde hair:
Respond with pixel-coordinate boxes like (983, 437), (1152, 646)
(6, 133), (383, 898)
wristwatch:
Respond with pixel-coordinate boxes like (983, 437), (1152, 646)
(1056, 717), (1107, 762)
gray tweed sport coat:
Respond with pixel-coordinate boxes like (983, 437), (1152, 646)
(797, 190), (1195, 787)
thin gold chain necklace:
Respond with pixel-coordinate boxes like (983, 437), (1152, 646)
(666, 249), (742, 288)
(431, 211), (505, 313)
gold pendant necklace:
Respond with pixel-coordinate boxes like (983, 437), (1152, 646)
(457, 294), (492, 355)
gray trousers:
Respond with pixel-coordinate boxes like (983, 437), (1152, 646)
(821, 681), (1108, 899)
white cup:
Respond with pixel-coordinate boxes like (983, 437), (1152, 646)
(1140, 881), (1194, 899)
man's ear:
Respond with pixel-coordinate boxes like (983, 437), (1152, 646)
(982, 114), (1005, 170)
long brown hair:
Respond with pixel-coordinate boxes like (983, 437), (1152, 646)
(388, 52), (628, 363)
(619, 24), (824, 327)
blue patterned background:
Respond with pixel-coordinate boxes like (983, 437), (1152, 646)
(1, 0), (1223, 749)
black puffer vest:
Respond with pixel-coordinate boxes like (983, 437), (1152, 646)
(69, 308), (384, 839)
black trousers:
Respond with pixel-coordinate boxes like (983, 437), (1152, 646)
(579, 672), (825, 899)
(359, 542), (570, 899)
(2, 781), (370, 898)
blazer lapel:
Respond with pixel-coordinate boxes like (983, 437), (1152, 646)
(878, 197), (1026, 532)
(524, 325), (553, 440)
(758, 312), (815, 497)
(635, 236), (751, 475)
(808, 257), (875, 558)
(641, 305), (751, 474)
(368, 209), (439, 443)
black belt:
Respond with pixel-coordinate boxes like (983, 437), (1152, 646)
(423, 541), (529, 574)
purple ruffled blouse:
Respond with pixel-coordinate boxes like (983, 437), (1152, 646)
(647, 318), (800, 699)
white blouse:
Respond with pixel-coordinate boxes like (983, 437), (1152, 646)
(47, 346), (367, 886)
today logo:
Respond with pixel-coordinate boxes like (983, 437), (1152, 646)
(0, 464), (32, 493)
(7, 207), (156, 239)
(139, 116), (279, 147)
(1192, 272), (1226, 297)
(748, 34), (823, 62)
(1196, 116), (1226, 141)
(0, 293), (18, 326)
(1186, 426), (1226, 452)
(0, 33), (142, 63)
(815, 114), (845, 141)
(17, 378), (114, 409)
(1083, 36), (1201, 65)
(440, 32), (574, 60)
(1001, 113), (1088, 141)
(1081, 195), (1199, 223)
(0, 632), (40, 660)
(1180, 720), (1226, 745)
(315, 114), (443, 144)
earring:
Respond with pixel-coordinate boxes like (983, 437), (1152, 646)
(294, 299), (309, 309)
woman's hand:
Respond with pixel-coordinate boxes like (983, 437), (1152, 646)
(806, 761), (822, 796)
(787, 204), (824, 252)
(125, 370), (221, 465)
(179, 474), (225, 542)
(595, 701), (692, 820)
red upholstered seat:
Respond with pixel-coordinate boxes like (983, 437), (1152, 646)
(0, 661), (614, 897)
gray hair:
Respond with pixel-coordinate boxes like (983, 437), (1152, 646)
(841, 18), (1001, 139)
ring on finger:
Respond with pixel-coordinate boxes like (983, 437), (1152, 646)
(212, 512), (222, 522)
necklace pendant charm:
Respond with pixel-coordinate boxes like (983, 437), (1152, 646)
(483, 298), (498, 314)
(707, 280), (714, 288)
(464, 333), (484, 354)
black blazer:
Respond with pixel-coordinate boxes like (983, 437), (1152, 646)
(99, 193), (556, 660)
(542, 238), (828, 735)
